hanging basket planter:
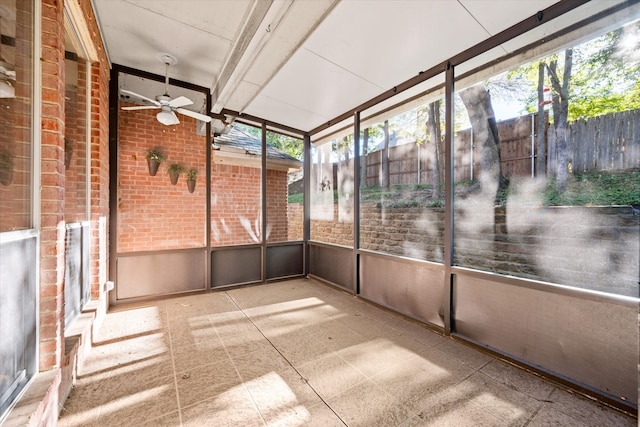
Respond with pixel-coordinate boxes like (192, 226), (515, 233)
(65, 150), (73, 170)
(0, 168), (12, 186)
(147, 159), (161, 176)
(167, 163), (184, 185)
(145, 147), (165, 176)
(185, 168), (198, 193)
(187, 179), (196, 193)
(64, 138), (74, 170)
(0, 149), (13, 186)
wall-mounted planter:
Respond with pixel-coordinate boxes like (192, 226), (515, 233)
(64, 138), (74, 170)
(186, 168), (198, 193)
(0, 149), (13, 186)
(65, 150), (73, 170)
(167, 163), (183, 185)
(147, 159), (160, 176)
(146, 147), (165, 176)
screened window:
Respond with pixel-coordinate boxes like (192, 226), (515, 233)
(453, 17), (640, 297)
(310, 129), (355, 247)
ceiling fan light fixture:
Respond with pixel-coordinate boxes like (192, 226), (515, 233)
(157, 110), (179, 126)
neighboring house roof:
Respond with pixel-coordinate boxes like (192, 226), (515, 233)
(212, 127), (302, 172)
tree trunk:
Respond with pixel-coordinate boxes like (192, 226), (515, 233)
(458, 84), (507, 202)
(536, 62), (547, 177)
(546, 49), (573, 193)
(382, 120), (390, 189)
(427, 100), (442, 199)
(361, 128), (369, 188)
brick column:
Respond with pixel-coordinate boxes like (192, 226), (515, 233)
(40, 0), (66, 370)
(78, 0), (112, 299)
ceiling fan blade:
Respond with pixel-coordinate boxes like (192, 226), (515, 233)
(121, 105), (161, 111)
(176, 108), (212, 123)
(120, 89), (160, 106)
(169, 96), (193, 108)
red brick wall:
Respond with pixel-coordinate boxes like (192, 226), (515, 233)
(117, 106), (292, 249)
(210, 165), (290, 245)
(210, 163), (261, 245)
(266, 169), (289, 242)
(40, 0), (66, 370)
(37, 0), (112, 371)
(79, 0), (111, 299)
(117, 106), (207, 252)
(64, 58), (88, 223)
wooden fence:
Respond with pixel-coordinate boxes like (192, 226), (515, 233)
(548, 109), (640, 174)
(363, 109), (639, 187)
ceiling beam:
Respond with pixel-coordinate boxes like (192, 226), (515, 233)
(211, 0), (287, 114)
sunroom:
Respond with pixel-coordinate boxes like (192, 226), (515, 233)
(0, 0), (638, 425)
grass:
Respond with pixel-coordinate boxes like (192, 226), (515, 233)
(288, 169), (639, 208)
(543, 169), (639, 206)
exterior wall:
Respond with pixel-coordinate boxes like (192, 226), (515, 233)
(266, 169), (289, 242)
(81, 0), (112, 299)
(63, 58), (88, 223)
(117, 108), (291, 251)
(211, 163), (261, 245)
(287, 203), (303, 241)
(40, 0), (67, 372)
(5, 0), (111, 425)
(117, 107), (207, 252)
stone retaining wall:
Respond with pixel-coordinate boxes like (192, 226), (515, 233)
(288, 203), (639, 297)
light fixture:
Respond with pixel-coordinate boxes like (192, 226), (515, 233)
(156, 109), (179, 126)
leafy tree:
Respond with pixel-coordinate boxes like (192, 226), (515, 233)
(236, 123), (303, 160)
(504, 21), (640, 192)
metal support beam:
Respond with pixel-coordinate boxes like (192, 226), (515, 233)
(353, 112), (361, 294)
(303, 134), (311, 275)
(205, 91), (212, 290)
(443, 62), (455, 336)
(261, 122), (268, 282)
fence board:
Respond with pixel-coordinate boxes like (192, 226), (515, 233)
(352, 109), (639, 189)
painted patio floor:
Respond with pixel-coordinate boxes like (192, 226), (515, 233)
(58, 278), (635, 426)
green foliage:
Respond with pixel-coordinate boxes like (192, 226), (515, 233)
(236, 124), (304, 160)
(543, 170), (639, 206)
(146, 147), (165, 162)
(507, 21), (640, 121)
(186, 168), (198, 181)
(167, 163), (184, 174)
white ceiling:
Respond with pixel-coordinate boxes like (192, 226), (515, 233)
(91, 0), (623, 134)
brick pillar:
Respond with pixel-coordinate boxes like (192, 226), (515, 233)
(40, 0), (66, 370)
(86, 46), (111, 300)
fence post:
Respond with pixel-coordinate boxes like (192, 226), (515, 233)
(531, 113), (535, 178)
(417, 143), (421, 183)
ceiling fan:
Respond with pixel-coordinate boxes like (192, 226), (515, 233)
(120, 54), (211, 126)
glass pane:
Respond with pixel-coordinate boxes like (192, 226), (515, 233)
(0, 0), (33, 232)
(453, 15), (640, 297)
(211, 124), (262, 245)
(117, 74), (207, 252)
(264, 128), (303, 243)
(310, 128), (354, 246)
(64, 22), (89, 223)
(360, 90), (446, 262)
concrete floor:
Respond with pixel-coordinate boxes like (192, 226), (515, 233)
(58, 278), (635, 426)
